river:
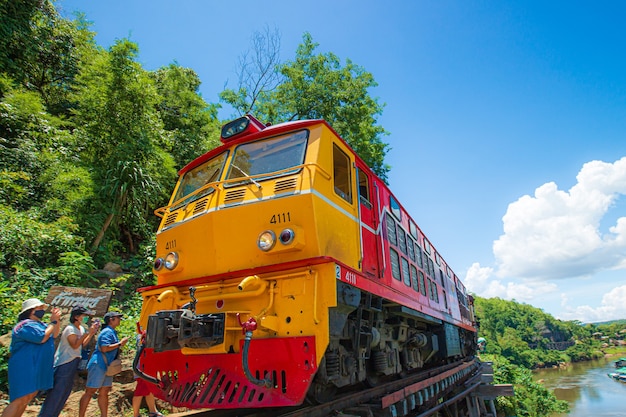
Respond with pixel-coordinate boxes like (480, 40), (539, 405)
(533, 357), (625, 417)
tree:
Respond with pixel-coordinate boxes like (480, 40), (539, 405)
(0, 0), (47, 78)
(72, 39), (176, 255)
(485, 354), (569, 417)
(219, 25), (283, 116)
(152, 63), (221, 168)
(221, 32), (391, 181)
(0, 0), (94, 116)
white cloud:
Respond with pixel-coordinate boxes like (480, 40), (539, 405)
(493, 157), (626, 280)
(464, 262), (557, 302)
(560, 285), (626, 323)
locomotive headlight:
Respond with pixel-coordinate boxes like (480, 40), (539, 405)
(257, 230), (276, 251)
(279, 228), (295, 245)
(153, 257), (165, 271)
(164, 252), (179, 270)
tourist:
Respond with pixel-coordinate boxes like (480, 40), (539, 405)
(38, 305), (100, 417)
(1, 298), (61, 417)
(78, 311), (129, 417)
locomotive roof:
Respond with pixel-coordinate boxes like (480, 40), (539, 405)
(178, 118), (341, 176)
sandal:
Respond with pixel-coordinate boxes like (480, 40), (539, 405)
(148, 413), (164, 417)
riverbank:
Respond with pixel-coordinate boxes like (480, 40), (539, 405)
(533, 356), (626, 417)
(532, 347), (626, 370)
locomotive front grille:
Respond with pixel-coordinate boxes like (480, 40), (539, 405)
(224, 189), (246, 204)
(274, 178), (297, 194)
(192, 197), (209, 215)
(163, 212), (179, 227)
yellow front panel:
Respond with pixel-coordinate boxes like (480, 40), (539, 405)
(145, 122), (363, 368)
(139, 262), (338, 365)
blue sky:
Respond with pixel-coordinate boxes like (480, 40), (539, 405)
(57, 1), (626, 323)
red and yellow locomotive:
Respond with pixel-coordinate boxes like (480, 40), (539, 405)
(134, 115), (477, 409)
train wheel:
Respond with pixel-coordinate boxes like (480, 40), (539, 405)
(364, 372), (382, 387)
(307, 381), (337, 404)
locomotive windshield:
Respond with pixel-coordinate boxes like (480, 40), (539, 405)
(225, 130), (308, 187)
(173, 151), (228, 204)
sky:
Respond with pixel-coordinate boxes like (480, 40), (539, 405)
(56, 0), (626, 323)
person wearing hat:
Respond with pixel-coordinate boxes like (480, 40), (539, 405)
(1, 298), (61, 417)
(38, 305), (100, 417)
(78, 311), (129, 417)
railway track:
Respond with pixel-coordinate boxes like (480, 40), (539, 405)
(168, 359), (484, 417)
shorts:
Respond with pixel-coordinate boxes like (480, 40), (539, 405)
(134, 378), (153, 396)
(85, 363), (113, 389)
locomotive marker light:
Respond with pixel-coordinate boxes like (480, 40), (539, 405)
(164, 252), (179, 270)
(258, 230), (276, 251)
(153, 257), (164, 271)
(279, 228), (295, 245)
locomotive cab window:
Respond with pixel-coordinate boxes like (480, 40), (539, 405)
(225, 130), (308, 187)
(333, 144), (352, 203)
(173, 151), (228, 205)
(357, 168), (371, 207)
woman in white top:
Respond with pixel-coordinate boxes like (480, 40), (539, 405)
(38, 305), (99, 417)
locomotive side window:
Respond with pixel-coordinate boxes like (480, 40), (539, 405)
(333, 144), (353, 203)
(407, 237), (415, 262)
(385, 214), (397, 245)
(398, 228), (407, 255)
(410, 265), (418, 292)
(356, 168), (371, 207)
(418, 271), (426, 296)
(415, 244), (423, 268)
(424, 239), (432, 255)
(390, 248), (401, 281)
(409, 220), (418, 239)
(428, 256), (435, 277)
(390, 196), (402, 220)
(401, 257), (410, 286)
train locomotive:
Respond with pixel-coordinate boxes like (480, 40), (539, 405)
(134, 115), (477, 409)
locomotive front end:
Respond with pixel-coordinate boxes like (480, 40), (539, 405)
(134, 117), (356, 408)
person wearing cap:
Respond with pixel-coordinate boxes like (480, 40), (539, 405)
(38, 305), (100, 417)
(1, 298), (61, 417)
(78, 311), (129, 417)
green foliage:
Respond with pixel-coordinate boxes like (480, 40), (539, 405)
(72, 39), (176, 253)
(484, 354), (569, 417)
(55, 251), (97, 286)
(0, 0), (54, 77)
(474, 296), (598, 368)
(0, 344), (8, 391)
(0, 204), (85, 269)
(0, 278), (21, 334)
(152, 63), (221, 168)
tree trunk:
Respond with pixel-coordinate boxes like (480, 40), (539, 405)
(90, 212), (115, 254)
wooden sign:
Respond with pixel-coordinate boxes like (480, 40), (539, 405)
(45, 286), (113, 317)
